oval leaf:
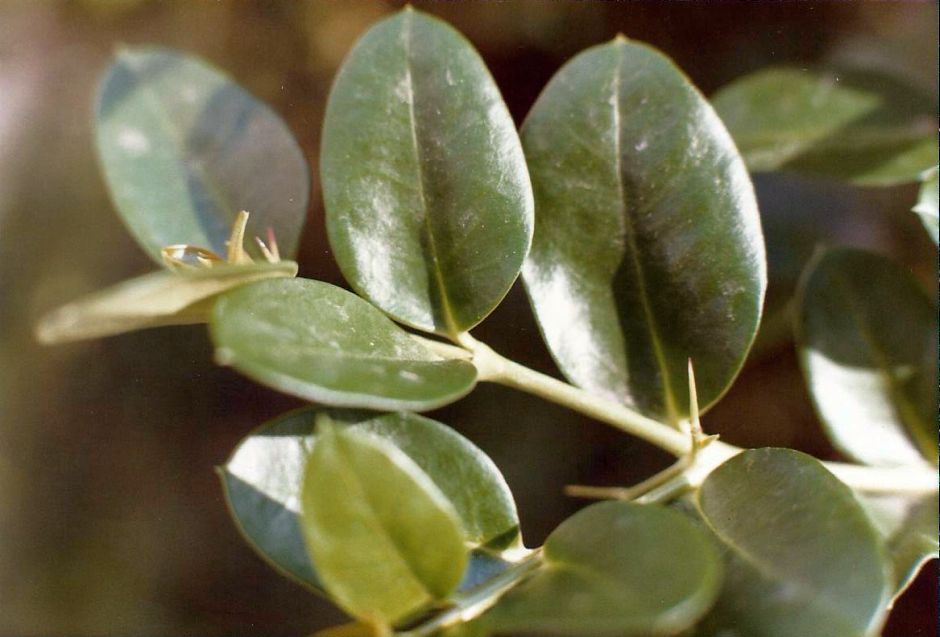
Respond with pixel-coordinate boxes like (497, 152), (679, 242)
(484, 501), (723, 636)
(695, 448), (892, 637)
(210, 278), (478, 411)
(35, 261), (296, 344)
(321, 9), (533, 336)
(220, 407), (521, 592)
(796, 248), (937, 466)
(96, 46), (310, 262)
(712, 67), (939, 186)
(302, 417), (468, 625)
(913, 166), (938, 243)
(521, 38), (766, 424)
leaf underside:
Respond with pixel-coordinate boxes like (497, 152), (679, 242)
(96, 46), (310, 262)
(796, 248), (938, 467)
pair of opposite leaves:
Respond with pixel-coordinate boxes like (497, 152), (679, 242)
(38, 8), (770, 429)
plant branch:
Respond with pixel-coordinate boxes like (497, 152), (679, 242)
(451, 334), (936, 499)
(460, 333), (691, 458)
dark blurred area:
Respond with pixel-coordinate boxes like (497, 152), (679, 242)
(0, 1), (936, 634)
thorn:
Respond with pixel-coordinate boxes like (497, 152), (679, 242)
(687, 358), (702, 438)
(225, 210), (252, 264)
(254, 227), (281, 263)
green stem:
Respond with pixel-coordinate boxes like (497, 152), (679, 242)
(459, 333), (691, 458)
(441, 334), (937, 498)
(399, 549), (543, 637)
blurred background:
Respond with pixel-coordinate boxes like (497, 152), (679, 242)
(1, 1), (936, 634)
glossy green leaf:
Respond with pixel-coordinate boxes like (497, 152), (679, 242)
(35, 261), (296, 344)
(220, 407), (521, 593)
(796, 248), (937, 466)
(484, 502), (723, 636)
(712, 67), (938, 186)
(521, 37), (765, 424)
(210, 278), (478, 411)
(913, 167), (939, 243)
(302, 417), (468, 625)
(321, 8), (533, 336)
(694, 448), (892, 637)
(861, 494), (939, 604)
(96, 46), (309, 263)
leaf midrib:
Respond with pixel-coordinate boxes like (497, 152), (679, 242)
(402, 12), (460, 336)
(330, 431), (437, 611)
(610, 45), (679, 424)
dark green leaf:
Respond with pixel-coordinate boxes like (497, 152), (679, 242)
(913, 167), (938, 243)
(302, 417), (467, 625)
(796, 248), (937, 466)
(35, 261), (296, 344)
(484, 501), (723, 636)
(210, 278), (478, 411)
(695, 448), (892, 637)
(712, 67), (938, 186)
(521, 37), (765, 425)
(96, 46), (309, 262)
(321, 8), (533, 336)
(221, 408), (521, 595)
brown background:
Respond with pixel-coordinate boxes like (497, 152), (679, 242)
(0, 1), (936, 634)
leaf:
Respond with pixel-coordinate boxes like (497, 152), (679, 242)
(321, 8), (533, 337)
(210, 278), (478, 411)
(694, 448), (892, 637)
(796, 247), (937, 466)
(913, 166), (939, 243)
(35, 261), (296, 344)
(521, 37), (765, 425)
(884, 496), (938, 601)
(96, 46), (310, 263)
(860, 494), (939, 604)
(302, 417), (468, 626)
(712, 67), (939, 186)
(220, 407), (521, 593)
(484, 501), (723, 636)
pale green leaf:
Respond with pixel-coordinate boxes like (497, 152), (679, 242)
(35, 261), (296, 344)
(220, 407), (521, 593)
(302, 418), (468, 625)
(96, 46), (309, 262)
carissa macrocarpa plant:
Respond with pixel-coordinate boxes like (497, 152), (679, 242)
(36, 8), (938, 637)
